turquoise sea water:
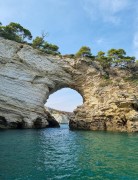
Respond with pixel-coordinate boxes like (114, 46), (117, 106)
(0, 124), (138, 180)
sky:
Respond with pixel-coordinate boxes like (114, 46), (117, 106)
(1, 0), (138, 111)
(45, 88), (83, 112)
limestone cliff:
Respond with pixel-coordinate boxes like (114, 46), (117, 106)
(45, 107), (74, 124)
(0, 38), (138, 132)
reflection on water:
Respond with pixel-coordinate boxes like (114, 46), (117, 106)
(0, 124), (138, 180)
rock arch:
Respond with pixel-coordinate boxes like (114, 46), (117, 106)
(45, 88), (83, 124)
(0, 38), (138, 132)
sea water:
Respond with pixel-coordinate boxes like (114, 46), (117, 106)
(0, 124), (138, 180)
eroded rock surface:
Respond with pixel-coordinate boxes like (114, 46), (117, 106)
(0, 38), (138, 131)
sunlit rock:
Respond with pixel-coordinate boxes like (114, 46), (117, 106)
(45, 107), (74, 124)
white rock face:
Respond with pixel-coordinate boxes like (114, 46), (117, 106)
(49, 113), (69, 124)
(0, 38), (73, 128)
(45, 107), (74, 124)
(0, 38), (138, 131)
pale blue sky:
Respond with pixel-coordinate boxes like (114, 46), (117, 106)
(46, 88), (83, 111)
(1, 0), (138, 111)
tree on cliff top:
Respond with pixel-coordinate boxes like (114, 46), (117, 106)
(94, 49), (136, 69)
(107, 48), (135, 68)
(0, 22), (32, 42)
(75, 46), (92, 58)
(32, 36), (44, 49)
(96, 51), (112, 69)
(42, 42), (60, 55)
(32, 36), (60, 55)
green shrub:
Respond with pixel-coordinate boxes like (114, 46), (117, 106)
(62, 54), (75, 58)
(75, 46), (92, 58)
(124, 75), (138, 84)
(0, 22), (32, 42)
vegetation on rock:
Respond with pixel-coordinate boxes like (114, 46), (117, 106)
(75, 46), (92, 58)
(0, 21), (137, 69)
(0, 22), (32, 42)
(95, 48), (136, 69)
(32, 36), (44, 49)
(32, 36), (60, 55)
(62, 54), (75, 58)
(0, 21), (60, 55)
(124, 74), (138, 85)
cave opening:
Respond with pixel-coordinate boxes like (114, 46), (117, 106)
(44, 88), (83, 126)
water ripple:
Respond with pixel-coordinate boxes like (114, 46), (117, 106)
(0, 125), (138, 180)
